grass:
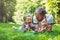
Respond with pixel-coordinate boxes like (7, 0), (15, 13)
(0, 23), (60, 40)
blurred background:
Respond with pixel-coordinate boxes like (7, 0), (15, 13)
(0, 0), (60, 24)
(0, 0), (60, 40)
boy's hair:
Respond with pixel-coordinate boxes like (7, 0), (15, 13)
(35, 7), (46, 16)
(23, 14), (32, 21)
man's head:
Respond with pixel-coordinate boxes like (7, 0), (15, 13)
(35, 8), (46, 21)
(23, 14), (32, 24)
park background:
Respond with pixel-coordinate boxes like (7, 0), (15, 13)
(0, 0), (60, 40)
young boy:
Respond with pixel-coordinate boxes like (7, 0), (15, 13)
(12, 14), (35, 32)
(33, 8), (54, 32)
(21, 14), (35, 32)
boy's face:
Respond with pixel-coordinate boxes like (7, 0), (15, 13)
(25, 16), (32, 24)
(35, 11), (43, 21)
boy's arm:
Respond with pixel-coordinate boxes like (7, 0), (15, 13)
(41, 18), (48, 26)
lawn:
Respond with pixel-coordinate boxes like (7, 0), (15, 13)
(0, 23), (60, 40)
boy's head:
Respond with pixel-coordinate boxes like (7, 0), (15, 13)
(35, 8), (46, 21)
(23, 14), (32, 24)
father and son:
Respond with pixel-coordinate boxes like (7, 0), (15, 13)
(13, 7), (54, 33)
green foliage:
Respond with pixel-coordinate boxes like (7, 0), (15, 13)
(13, 0), (42, 24)
(12, 0), (60, 24)
(0, 0), (60, 24)
(41, 0), (59, 23)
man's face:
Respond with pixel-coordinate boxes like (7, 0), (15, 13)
(35, 12), (43, 21)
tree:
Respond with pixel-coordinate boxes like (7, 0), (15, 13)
(0, 0), (16, 22)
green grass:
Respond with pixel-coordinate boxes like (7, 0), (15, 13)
(0, 23), (60, 40)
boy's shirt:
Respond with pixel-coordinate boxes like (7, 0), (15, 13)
(21, 22), (35, 31)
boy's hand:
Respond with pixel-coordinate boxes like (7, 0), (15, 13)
(26, 24), (29, 29)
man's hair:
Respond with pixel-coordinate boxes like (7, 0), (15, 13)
(35, 7), (46, 16)
(23, 14), (32, 21)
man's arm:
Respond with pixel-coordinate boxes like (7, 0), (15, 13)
(45, 14), (54, 32)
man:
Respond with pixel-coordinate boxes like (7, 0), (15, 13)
(33, 8), (54, 32)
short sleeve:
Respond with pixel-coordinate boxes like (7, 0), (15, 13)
(33, 16), (38, 24)
(45, 14), (54, 24)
